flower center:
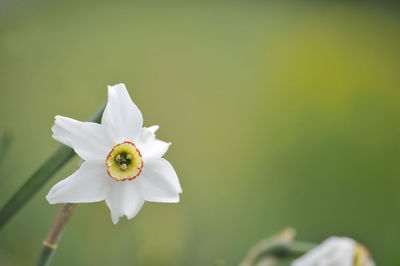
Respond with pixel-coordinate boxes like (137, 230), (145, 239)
(106, 141), (143, 181)
(353, 243), (370, 266)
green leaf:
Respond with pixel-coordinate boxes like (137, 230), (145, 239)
(0, 102), (106, 231)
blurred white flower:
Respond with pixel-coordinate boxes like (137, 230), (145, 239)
(292, 237), (375, 266)
(46, 83), (182, 224)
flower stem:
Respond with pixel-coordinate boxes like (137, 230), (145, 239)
(35, 245), (55, 266)
(0, 102), (105, 231)
(35, 203), (77, 266)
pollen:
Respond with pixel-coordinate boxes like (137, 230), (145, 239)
(106, 141), (143, 181)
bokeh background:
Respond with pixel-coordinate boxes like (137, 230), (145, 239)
(1, 1), (400, 265)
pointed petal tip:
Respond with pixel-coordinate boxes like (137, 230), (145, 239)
(50, 125), (57, 135)
(45, 194), (53, 204)
(52, 116), (62, 131)
(53, 115), (71, 124)
(111, 213), (138, 224)
(143, 194), (181, 203)
(46, 192), (60, 205)
(107, 84), (128, 100)
(108, 83), (127, 91)
(173, 196), (181, 203)
(51, 123), (62, 137)
(169, 195), (180, 203)
(102, 83), (143, 140)
(54, 115), (62, 122)
(148, 125), (160, 133)
(110, 212), (142, 224)
(112, 217), (120, 224)
(126, 213), (138, 220)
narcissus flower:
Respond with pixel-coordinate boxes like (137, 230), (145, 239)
(292, 237), (375, 266)
(46, 84), (182, 224)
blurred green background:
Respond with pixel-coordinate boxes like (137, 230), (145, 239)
(1, 1), (400, 265)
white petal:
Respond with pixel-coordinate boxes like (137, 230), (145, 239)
(105, 181), (144, 224)
(136, 158), (182, 203)
(135, 126), (171, 159)
(52, 116), (112, 161)
(101, 84), (143, 143)
(147, 125), (159, 134)
(46, 161), (113, 204)
(292, 237), (355, 266)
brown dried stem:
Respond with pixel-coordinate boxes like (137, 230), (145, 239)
(43, 203), (77, 249)
(35, 160), (83, 266)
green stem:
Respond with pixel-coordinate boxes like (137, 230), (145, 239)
(35, 203), (77, 266)
(35, 245), (55, 266)
(0, 102), (105, 230)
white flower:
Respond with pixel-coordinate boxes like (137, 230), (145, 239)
(46, 83), (182, 224)
(292, 237), (375, 266)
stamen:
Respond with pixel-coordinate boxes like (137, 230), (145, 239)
(106, 141), (143, 181)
